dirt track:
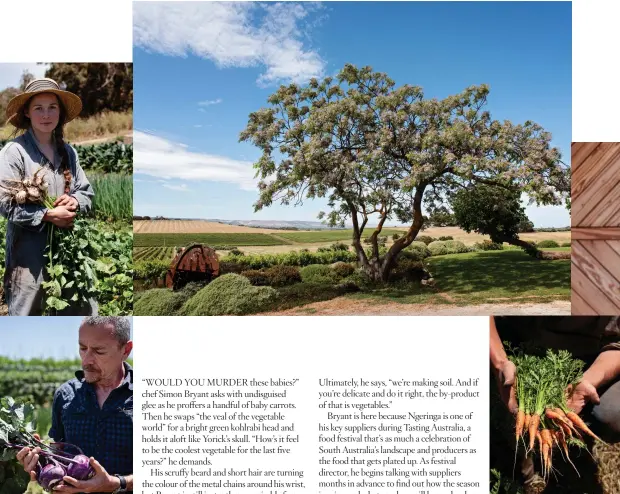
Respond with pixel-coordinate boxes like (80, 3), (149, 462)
(261, 299), (571, 316)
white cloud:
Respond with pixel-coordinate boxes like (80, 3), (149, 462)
(134, 130), (257, 191)
(161, 183), (190, 192)
(133, 2), (325, 86)
(0, 63), (48, 91)
(193, 124), (202, 128)
(198, 98), (222, 107)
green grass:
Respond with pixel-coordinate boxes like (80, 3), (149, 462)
(276, 228), (406, 243)
(133, 233), (289, 247)
(88, 173), (132, 221)
(426, 250), (570, 304)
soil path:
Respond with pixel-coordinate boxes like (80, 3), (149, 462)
(261, 299), (571, 316)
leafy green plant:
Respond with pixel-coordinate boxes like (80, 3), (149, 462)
(87, 173), (132, 221)
(474, 240), (504, 251)
(416, 235), (436, 245)
(537, 239), (560, 248)
(300, 264), (339, 284)
(179, 274), (278, 316)
(75, 142), (133, 174)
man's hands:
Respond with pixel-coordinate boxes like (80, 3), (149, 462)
(43, 205), (75, 229)
(495, 360), (518, 414)
(55, 457), (120, 493)
(15, 434), (41, 481)
(567, 379), (600, 415)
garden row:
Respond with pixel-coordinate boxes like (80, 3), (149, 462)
(0, 219), (133, 315)
(0, 140), (132, 174)
(0, 357), (79, 406)
(134, 238), (570, 282)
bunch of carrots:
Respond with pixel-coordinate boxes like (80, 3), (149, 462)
(508, 347), (605, 481)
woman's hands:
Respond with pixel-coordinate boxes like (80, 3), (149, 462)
(44, 205), (75, 229)
(54, 195), (79, 211)
(567, 379), (600, 414)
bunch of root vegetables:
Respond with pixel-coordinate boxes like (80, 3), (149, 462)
(1, 397), (94, 492)
(509, 347), (605, 480)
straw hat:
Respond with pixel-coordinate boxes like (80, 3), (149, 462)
(5, 78), (82, 128)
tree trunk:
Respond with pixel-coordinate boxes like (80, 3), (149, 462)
(494, 234), (540, 258)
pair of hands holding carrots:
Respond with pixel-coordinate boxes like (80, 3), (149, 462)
(496, 359), (599, 415)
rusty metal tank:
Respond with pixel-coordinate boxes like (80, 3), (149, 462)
(165, 244), (220, 290)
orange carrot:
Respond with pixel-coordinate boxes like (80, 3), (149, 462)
(566, 411), (604, 443)
(524, 413), (531, 432)
(515, 410), (526, 440)
(528, 414), (540, 450)
(541, 429), (553, 476)
(545, 408), (572, 428)
(556, 429), (579, 476)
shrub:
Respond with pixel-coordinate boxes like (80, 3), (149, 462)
(537, 239), (560, 248)
(332, 262), (356, 279)
(438, 236), (454, 241)
(390, 258), (427, 282)
(219, 261), (246, 274)
(318, 242), (349, 253)
(561, 242), (571, 248)
(444, 240), (468, 254)
(134, 259), (169, 282)
(474, 240), (504, 251)
(179, 274), (278, 316)
(428, 241), (448, 256)
(402, 242), (431, 261)
(220, 249), (357, 269)
(134, 288), (189, 316)
(265, 265), (302, 286)
(228, 248), (244, 256)
(392, 233), (400, 240)
(300, 264), (338, 284)
(343, 270), (375, 290)
(269, 283), (352, 311)
(240, 269), (271, 286)
(417, 235), (436, 245)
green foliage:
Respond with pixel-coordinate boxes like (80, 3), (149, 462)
(428, 241), (449, 256)
(332, 262), (355, 279)
(518, 217), (535, 233)
(241, 265), (302, 287)
(317, 242), (350, 253)
(45, 63), (132, 117)
(76, 142), (133, 174)
(275, 229), (405, 243)
(537, 239), (560, 248)
(179, 274), (278, 316)
(300, 264), (339, 284)
(533, 227), (570, 232)
(0, 358), (79, 406)
(452, 184), (529, 245)
(443, 240), (469, 254)
(416, 235), (436, 245)
(473, 240), (504, 251)
(389, 258), (426, 282)
(402, 241), (431, 261)
(42, 218), (132, 315)
(87, 173), (133, 221)
(221, 249), (357, 270)
(134, 259), (169, 283)
(268, 283), (355, 312)
(438, 236), (454, 241)
(134, 233), (286, 247)
(133, 247), (175, 262)
(392, 233), (400, 240)
(561, 242), (571, 248)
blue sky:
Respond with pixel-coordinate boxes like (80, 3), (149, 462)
(133, 2), (571, 227)
(0, 318), (133, 360)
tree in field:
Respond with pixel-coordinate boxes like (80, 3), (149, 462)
(427, 207), (457, 227)
(452, 184), (539, 255)
(240, 64), (569, 281)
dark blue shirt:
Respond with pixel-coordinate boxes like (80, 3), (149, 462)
(50, 362), (133, 476)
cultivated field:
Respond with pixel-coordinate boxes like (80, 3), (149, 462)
(133, 220), (294, 234)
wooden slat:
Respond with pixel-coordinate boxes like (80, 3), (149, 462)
(572, 228), (620, 240)
(571, 290), (598, 315)
(571, 241), (620, 313)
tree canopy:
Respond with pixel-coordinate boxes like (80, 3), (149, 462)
(240, 64), (569, 280)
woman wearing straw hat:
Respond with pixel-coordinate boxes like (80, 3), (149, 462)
(0, 78), (96, 315)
